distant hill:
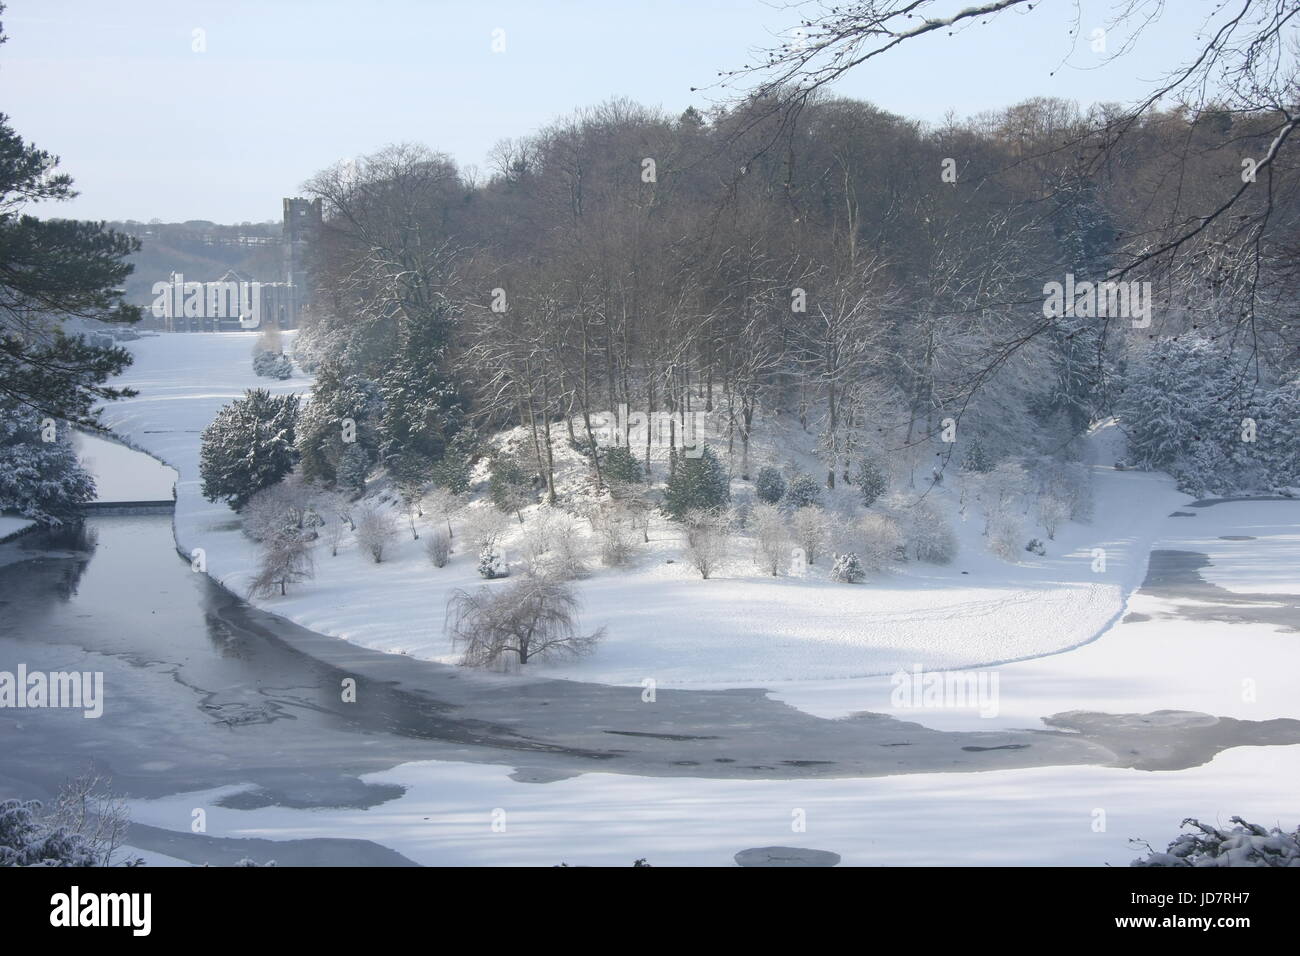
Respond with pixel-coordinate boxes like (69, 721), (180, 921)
(110, 220), (285, 322)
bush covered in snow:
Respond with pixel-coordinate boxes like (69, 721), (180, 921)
(477, 545), (508, 579)
(750, 501), (789, 576)
(252, 349), (293, 380)
(830, 551), (865, 583)
(858, 512), (904, 570)
(1131, 816), (1300, 867)
(425, 528), (451, 567)
(789, 504), (830, 566)
(354, 502), (399, 563)
(754, 466), (786, 504)
(682, 507), (729, 579)
(904, 499), (957, 564)
(601, 445), (643, 487)
(782, 472), (823, 511)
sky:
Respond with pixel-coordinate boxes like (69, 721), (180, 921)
(2, 0), (1221, 223)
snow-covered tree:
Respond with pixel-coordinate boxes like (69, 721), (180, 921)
(199, 389), (299, 511)
(850, 454), (887, 507)
(601, 445), (643, 487)
(754, 466), (786, 504)
(425, 529), (451, 568)
(0, 401), (95, 525)
(682, 508), (729, 579)
(782, 472), (823, 511)
(335, 442), (370, 498)
(1035, 491), (1071, 540)
(751, 501), (789, 576)
(904, 499), (957, 564)
(0, 799), (97, 867)
(1132, 816), (1300, 867)
(859, 511), (903, 571)
(789, 504), (830, 566)
(445, 577), (603, 670)
(663, 445), (730, 520)
(248, 528), (315, 597)
(830, 551), (864, 583)
(354, 502), (399, 563)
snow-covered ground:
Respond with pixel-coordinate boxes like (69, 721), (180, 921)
(76, 430), (176, 503)
(124, 744), (1299, 866)
(101, 332), (1192, 690)
(0, 515), (35, 542)
(97, 332), (1300, 867)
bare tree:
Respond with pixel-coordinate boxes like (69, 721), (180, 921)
(248, 529), (315, 597)
(788, 505), (831, 566)
(751, 501), (789, 576)
(445, 577), (605, 670)
(44, 767), (136, 867)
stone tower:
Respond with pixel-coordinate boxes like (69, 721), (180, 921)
(282, 197), (322, 328)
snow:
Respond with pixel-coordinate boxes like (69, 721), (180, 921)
(100, 332), (1194, 691)
(769, 498), (1300, 725)
(0, 515), (35, 541)
(75, 431), (176, 503)
(124, 744), (1300, 866)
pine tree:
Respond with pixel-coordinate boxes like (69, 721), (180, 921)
(601, 445), (643, 485)
(781, 472), (822, 511)
(378, 299), (468, 475)
(663, 446), (729, 520)
(200, 389), (300, 510)
(335, 442), (370, 498)
(754, 466), (785, 504)
(296, 357), (381, 485)
(851, 455), (887, 506)
(0, 54), (142, 427)
(0, 400), (96, 524)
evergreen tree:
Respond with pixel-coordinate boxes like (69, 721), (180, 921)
(0, 399), (96, 524)
(296, 357), (380, 485)
(601, 445), (643, 485)
(335, 442), (370, 498)
(781, 472), (822, 510)
(754, 466), (785, 504)
(961, 437), (994, 473)
(489, 450), (535, 521)
(0, 30), (141, 426)
(430, 429), (477, 494)
(200, 389), (300, 510)
(663, 446), (729, 520)
(378, 299), (468, 475)
(851, 455), (887, 506)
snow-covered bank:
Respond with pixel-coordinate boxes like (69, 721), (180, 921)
(125, 744), (1300, 866)
(100, 331), (1192, 689)
(76, 431), (176, 503)
(769, 497), (1300, 724)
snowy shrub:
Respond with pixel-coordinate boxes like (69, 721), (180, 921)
(521, 505), (587, 579)
(425, 529), (451, 568)
(782, 473), (823, 511)
(1035, 492), (1071, 540)
(754, 466), (786, 504)
(682, 508), (729, 580)
(241, 479), (316, 543)
(906, 500), (957, 564)
(445, 577), (604, 670)
(750, 501), (789, 576)
(199, 389), (300, 511)
(477, 545), (509, 579)
(1025, 537), (1046, 556)
(354, 503), (399, 563)
(601, 445), (643, 486)
(851, 456), (887, 507)
(1131, 816), (1300, 867)
(0, 799), (96, 867)
(462, 506), (509, 553)
(41, 768), (139, 867)
(789, 504), (830, 566)
(858, 512), (904, 571)
(978, 461), (1028, 532)
(253, 350), (293, 380)
(830, 551), (865, 583)
(591, 501), (640, 567)
(662, 446), (729, 520)
(986, 513), (1023, 562)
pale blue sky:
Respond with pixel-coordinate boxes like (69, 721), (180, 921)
(4, 0), (1214, 222)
